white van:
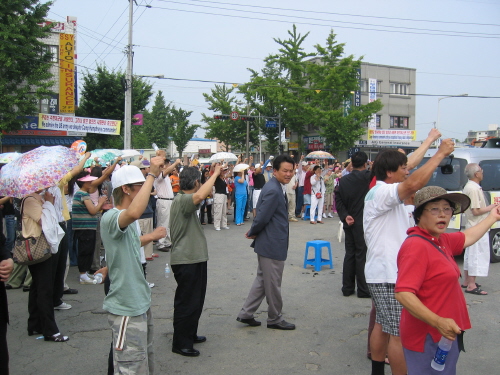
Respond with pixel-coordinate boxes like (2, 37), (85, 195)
(412, 147), (500, 262)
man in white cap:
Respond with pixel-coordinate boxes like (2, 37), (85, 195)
(100, 157), (166, 375)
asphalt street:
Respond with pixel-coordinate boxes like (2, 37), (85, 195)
(5, 213), (500, 374)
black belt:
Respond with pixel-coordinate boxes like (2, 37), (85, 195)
(254, 188), (262, 190)
(158, 197), (174, 200)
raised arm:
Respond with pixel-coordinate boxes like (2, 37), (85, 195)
(406, 128), (442, 170)
(193, 166), (221, 205)
(117, 156), (164, 229)
(397, 138), (454, 201)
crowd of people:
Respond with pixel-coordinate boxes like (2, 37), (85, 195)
(1, 135), (499, 374)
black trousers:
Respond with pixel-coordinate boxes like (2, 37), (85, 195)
(53, 223), (68, 307)
(28, 255), (60, 337)
(342, 224), (370, 297)
(200, 202), (213, 224)
(0, 281), (9, 375)
(75, 230), (96, 273)
(171, 262), (207, 349)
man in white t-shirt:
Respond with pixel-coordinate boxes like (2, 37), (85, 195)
(462, 163), (499, 295)
(363, 130), (453, 375)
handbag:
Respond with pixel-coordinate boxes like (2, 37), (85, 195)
(315, 192), (322, 199)
(12, 197), (52, 266)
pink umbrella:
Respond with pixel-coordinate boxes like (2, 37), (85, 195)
(0, 146), (79, 198)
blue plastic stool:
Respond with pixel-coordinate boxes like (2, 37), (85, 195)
(302, 205), (318, 221)
(303, 240), (333, 272)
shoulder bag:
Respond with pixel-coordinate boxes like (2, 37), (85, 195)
(12, 197), (52, 266)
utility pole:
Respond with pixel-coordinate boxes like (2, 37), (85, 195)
(246, 102), (250, 160)
(124, 0), (134, 149)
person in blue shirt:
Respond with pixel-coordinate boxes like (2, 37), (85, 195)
(234, 169), (248, 226)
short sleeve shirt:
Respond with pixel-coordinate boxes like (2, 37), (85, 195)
(169, 193), (208, 265)
(101, 209), (151, 316)
(463, 180), (488, 227)
(395, 227), (470, 352)
(363, 181), (411, 283)
(72, 190), (98, 230)
(234, 176), (248, 196)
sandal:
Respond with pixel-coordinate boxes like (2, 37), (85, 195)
(317, 221), (324, 224)
(461, 282), (481, 288)
(465, 287), (487, 295)
(44, 333), (69, 342)
(310, 221), (316, 224)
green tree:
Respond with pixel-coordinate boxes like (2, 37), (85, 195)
(201, 84), (247, 151)
(307, 30), (383, 153)
(132, 91), (170, 149)
(0, 0), (54, 131)
(169, 106), (199, 157)
(76, 66), (153, 149)
(241, 26), (382, 154)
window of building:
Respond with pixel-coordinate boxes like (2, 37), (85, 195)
(363, 114), (381, 128)
(41, 45), (58, 63)
(360, 80), (381, 94)
(390, 83), (410, 96)
(390, 116), (409, 128)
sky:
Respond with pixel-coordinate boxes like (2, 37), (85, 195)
(48, 0), (500, 142)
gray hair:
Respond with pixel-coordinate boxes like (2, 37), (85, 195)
(179, 166), (201, 191)
(464, 163), (481, 179)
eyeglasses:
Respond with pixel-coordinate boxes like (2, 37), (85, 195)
(424, 207), (454, 216)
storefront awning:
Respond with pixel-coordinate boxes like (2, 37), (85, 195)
(1, 136), (80, 146)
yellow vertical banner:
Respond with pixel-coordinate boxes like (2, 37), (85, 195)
(59, 33), (75, 113)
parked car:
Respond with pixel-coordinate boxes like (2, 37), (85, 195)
(411, 147), (500, 262)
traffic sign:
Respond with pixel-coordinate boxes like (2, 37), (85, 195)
(230, 111), (239, 121)
(266, 120), (277, 128)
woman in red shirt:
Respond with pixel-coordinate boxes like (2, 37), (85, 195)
(395, 186), (500, 375)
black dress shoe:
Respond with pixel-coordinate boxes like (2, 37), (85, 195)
(63, 288), (79, 295)
(236, 317), (261, 326)
(194, 335), (206, 343)
(172, 347), (200, 357)
(267, 320), (295, 330)
(28, 330), (41, 336)
(23, 286), (30, 292)
(357, 293), (371, 298)
(5, 284), (13, 290)
(342, 290), (355, 297)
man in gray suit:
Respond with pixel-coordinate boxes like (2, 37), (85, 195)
(236, 154), (296, 330)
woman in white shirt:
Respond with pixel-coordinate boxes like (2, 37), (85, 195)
(310, 166), (325, 224)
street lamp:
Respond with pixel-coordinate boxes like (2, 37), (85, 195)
(436, 93), (468, 131)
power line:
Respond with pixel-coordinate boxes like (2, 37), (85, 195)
(173, 0), (500, 27)
(147, 4), (500, 39)
(158, 0), (500, 36)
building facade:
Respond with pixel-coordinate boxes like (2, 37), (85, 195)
(1, 17), (83, 153)
(286, 61), (418, 161)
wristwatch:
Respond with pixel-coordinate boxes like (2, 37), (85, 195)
(147, 173), (158, 179)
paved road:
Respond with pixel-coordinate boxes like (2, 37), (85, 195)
(5, 214), (500, 374)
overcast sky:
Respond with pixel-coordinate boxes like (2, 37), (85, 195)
(49, 0), (500, 142)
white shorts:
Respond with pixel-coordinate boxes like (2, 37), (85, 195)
(253, 189), (262, 209)
(464, 232), (490, 277)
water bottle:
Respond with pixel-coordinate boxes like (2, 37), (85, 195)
(165, 263), (171, 279)
(152, 143), (159, 151)
(93, 273), (103, 284)
(431, 336), (453, 371)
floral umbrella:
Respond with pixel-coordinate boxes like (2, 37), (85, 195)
(0, 146), (79, 198)
(209, 152), (238, 163)
(0, 152), (22, 164)
(305, 151), (336, 160)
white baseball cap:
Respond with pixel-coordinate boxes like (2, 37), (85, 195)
(255, 163), (261, 169)
(111, 165), (145, 190)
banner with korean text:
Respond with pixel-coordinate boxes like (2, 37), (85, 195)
(59, 33), (75, 113)
(367, 129), (416, 141)
(38, 114), (121, 135)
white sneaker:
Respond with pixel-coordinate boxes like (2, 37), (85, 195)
(222, 226), (230, 229)
(86, 272), (95, 279)
(54, 302), (72, 310)
(215, 228), (221, 231)
(148, 282), (155, 288)
(80, 275), (94, 285)
(328, 213), (333, 218)
(322, 213), (327, 218)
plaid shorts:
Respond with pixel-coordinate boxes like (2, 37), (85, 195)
(368, 283), (402, 336)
